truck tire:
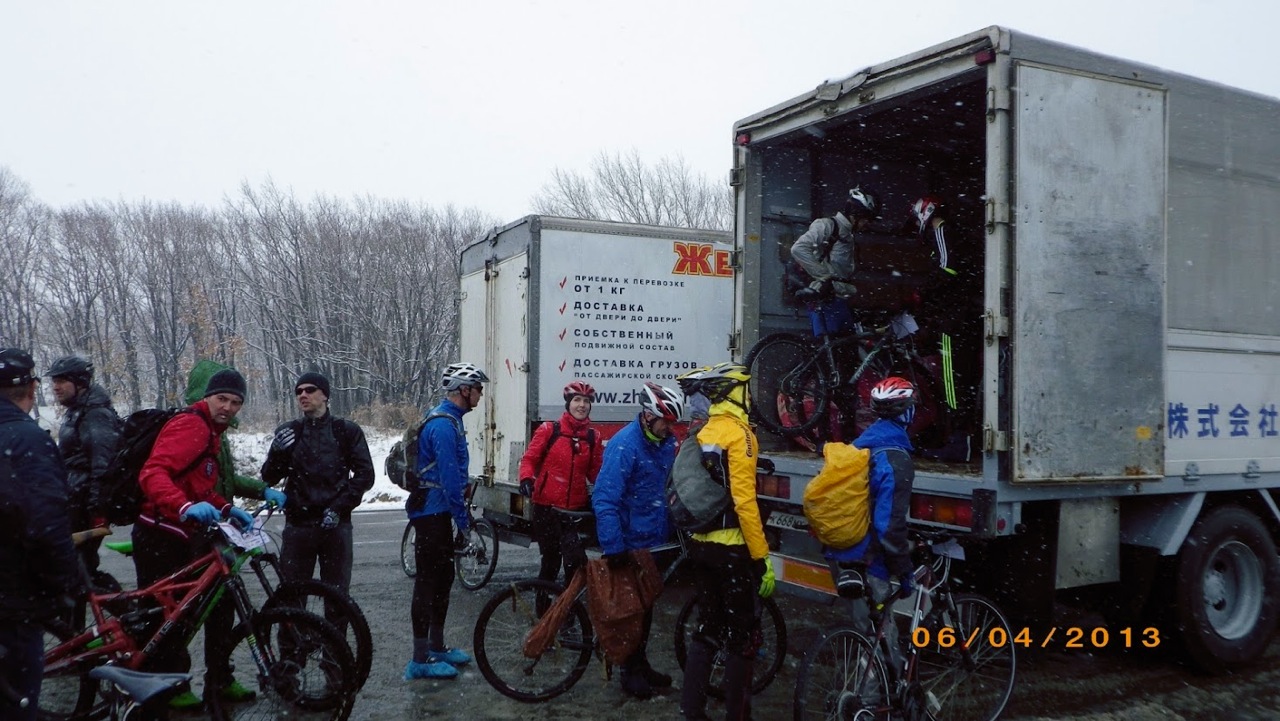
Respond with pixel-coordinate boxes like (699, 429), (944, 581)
(1174, 505), (1280, 672)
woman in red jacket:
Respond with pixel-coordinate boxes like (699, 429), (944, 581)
(518, 381), (604, 583)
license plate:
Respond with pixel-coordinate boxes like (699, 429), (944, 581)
(766, 512), (810, 532)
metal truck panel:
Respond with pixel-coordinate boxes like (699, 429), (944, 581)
(1010, 63), (1167, 482)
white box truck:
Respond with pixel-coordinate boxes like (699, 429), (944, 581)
(458, 216), (734, 544)
(731, 26), (1280, 671)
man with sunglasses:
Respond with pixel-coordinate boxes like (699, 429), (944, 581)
(260, 371), (375, 617)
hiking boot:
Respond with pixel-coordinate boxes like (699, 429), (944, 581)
(404, 659), (458, 680)
(836, 566), (866, 599)
(218, 679), (257, 702)
(167, 690), (203, 710)
(639, 662), (672, 688)
(427, 647), (472, 666)
(620, 670), (654, 700)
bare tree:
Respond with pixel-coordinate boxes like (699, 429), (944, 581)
(531, 150), (732, 230)
(0, 168), (48, 351)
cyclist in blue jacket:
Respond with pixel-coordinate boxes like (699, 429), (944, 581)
(404, 362), (488, 681)
(592, 381), (683, 700)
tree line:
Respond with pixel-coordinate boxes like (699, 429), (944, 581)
(0, 154), (729, 428)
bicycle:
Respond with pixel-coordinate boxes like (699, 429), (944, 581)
(472, 510), (786, 703)
(745, 307), (940, 443)
(793, 530), (1016, 721)
(401, 481), (500, 591)
(39, 520), (357, 721)
(3, 641), (189, 721)
(98, 505), (373, 690)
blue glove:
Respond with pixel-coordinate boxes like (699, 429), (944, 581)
(263, 488), (287, 508)
(181, 501), (220, 525)
(228, 506), (254, 531)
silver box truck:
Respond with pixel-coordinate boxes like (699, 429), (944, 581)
(732, 26), (1280, 671)
(458, 215), (734, 543)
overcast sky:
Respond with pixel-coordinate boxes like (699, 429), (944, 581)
(2, 0), (1276, 223)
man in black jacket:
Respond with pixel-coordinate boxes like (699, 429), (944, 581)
(46, 355), (120, 587)
(0, 348), (79, 720)
(260, 372), (374, 612)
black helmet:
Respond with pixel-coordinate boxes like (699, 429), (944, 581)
(45, 355), (94, 387)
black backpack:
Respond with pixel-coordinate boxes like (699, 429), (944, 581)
(99, 408), (213, 526)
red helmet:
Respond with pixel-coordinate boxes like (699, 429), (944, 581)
(870, 376), (917, 419)
(563, 380), (595, 402)
(640, 381), (684, 422)
(911, 197), (942, 235)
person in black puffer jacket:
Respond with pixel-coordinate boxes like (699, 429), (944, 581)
(260, 372), (374, 613)
(46, 355), (120, 586)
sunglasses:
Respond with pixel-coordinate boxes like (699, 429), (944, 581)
(295, 385), (320, 396)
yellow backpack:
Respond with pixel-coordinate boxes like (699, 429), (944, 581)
(802, 442), (872, 549)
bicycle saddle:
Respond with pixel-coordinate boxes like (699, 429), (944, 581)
(89, 666), (191, 705)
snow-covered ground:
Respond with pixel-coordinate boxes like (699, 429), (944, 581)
(226, 427), (410, 512)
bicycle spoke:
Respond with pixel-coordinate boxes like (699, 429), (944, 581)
(917, 594), (1016, 721)
(474, 580), (593, 702)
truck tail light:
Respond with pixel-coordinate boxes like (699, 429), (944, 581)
(974, 49), (996, 66)
(911, 492), (973, 529)
(735, 132), (752, 146)
(756, 474), (791, 499)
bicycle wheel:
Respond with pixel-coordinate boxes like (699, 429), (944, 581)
(401, 523), (416, 578)
(262, 579), (373, 689)
(793, 628), (889, 721)
(473, 579), (593, 702)
(916, 593), (1016, 721)
(36, 617), (101, 721)
(206, 607), (356, 721)
(456, 518), (500, 591)
(674, 595), (787, 698)
(745, 333), (830, 435)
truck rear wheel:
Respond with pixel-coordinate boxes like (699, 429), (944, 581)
(1174, 505), (1280, 672)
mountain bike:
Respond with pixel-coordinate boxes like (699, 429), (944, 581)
(39, 521), (357, 721)
(3, 641), (190, 721)
(793, 530), (1016, 721)
(401, 481), (500, 591)
(745, 308), (940, 444)
(472, 510), (786, 702)
(100, 505), (373, 690)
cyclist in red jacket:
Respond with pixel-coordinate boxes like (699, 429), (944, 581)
(518, 380), (604, 583)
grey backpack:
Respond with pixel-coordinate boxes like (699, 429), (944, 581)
(665, 437), (732, 533)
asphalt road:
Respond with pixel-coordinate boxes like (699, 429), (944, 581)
(94, 509), (1280, 720)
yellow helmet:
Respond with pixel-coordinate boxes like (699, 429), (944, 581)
(690, 362), (750, 404)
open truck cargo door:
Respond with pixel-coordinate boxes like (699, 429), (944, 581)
(1010, 63), (1167, 483)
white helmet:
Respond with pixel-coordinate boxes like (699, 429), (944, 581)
(639, 381), (684, 422)
(441, 362), (489, 392)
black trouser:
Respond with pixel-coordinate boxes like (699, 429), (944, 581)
(0, 620), (43, 721)
(131, 523), (235, 679)
(279, 522), (355, 629)
(532, 504), (590, 584)
(410, 513), (454, 640)
(682, 540), (760, 720)
(69, 484), (101, 577)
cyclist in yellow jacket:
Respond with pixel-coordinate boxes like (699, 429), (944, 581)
(677, 362), (775, 721)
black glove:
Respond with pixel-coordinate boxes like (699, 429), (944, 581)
(519, 478), (534, 498)
(320, 508), (340, 530)
(604, 552), (631, 570)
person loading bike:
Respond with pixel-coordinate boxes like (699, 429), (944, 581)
(790, 186), (880, 301)
(826, 376), (919, 663)
(676, 363), (775, 721)
(518, 380), (603, 584)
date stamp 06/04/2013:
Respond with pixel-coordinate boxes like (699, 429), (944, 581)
(910, 626), (1163, 651)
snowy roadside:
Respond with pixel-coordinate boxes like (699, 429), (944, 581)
(226, 427), (410, 512)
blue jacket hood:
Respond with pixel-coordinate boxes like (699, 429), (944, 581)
(853, 419), (913, 453)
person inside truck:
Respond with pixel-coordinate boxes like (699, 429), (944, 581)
(517, 380), (604, 584)
(790, 186), (880, 301)
(675, 362), (775, 721)
(591, 382), (682, 700)
(907, 196), (980, 462)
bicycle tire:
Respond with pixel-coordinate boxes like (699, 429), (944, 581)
(401, 522), (416, 578)
(473, 579), (594, 703)
(36, 617), (101, 721)
(262, 579), (373, 689)
(793, 628), (889, 721)
(745, 332), (831, 435)
(916, 593), (1016, 721)
(456, 518), (500, 591)
(206, 607), (356, 721)
(673, 595), (787, 698)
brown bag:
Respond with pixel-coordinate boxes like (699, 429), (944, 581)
(583, 550), (667, 664)
(631, 548), (664, 608)
(522, 570), (587, 659)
